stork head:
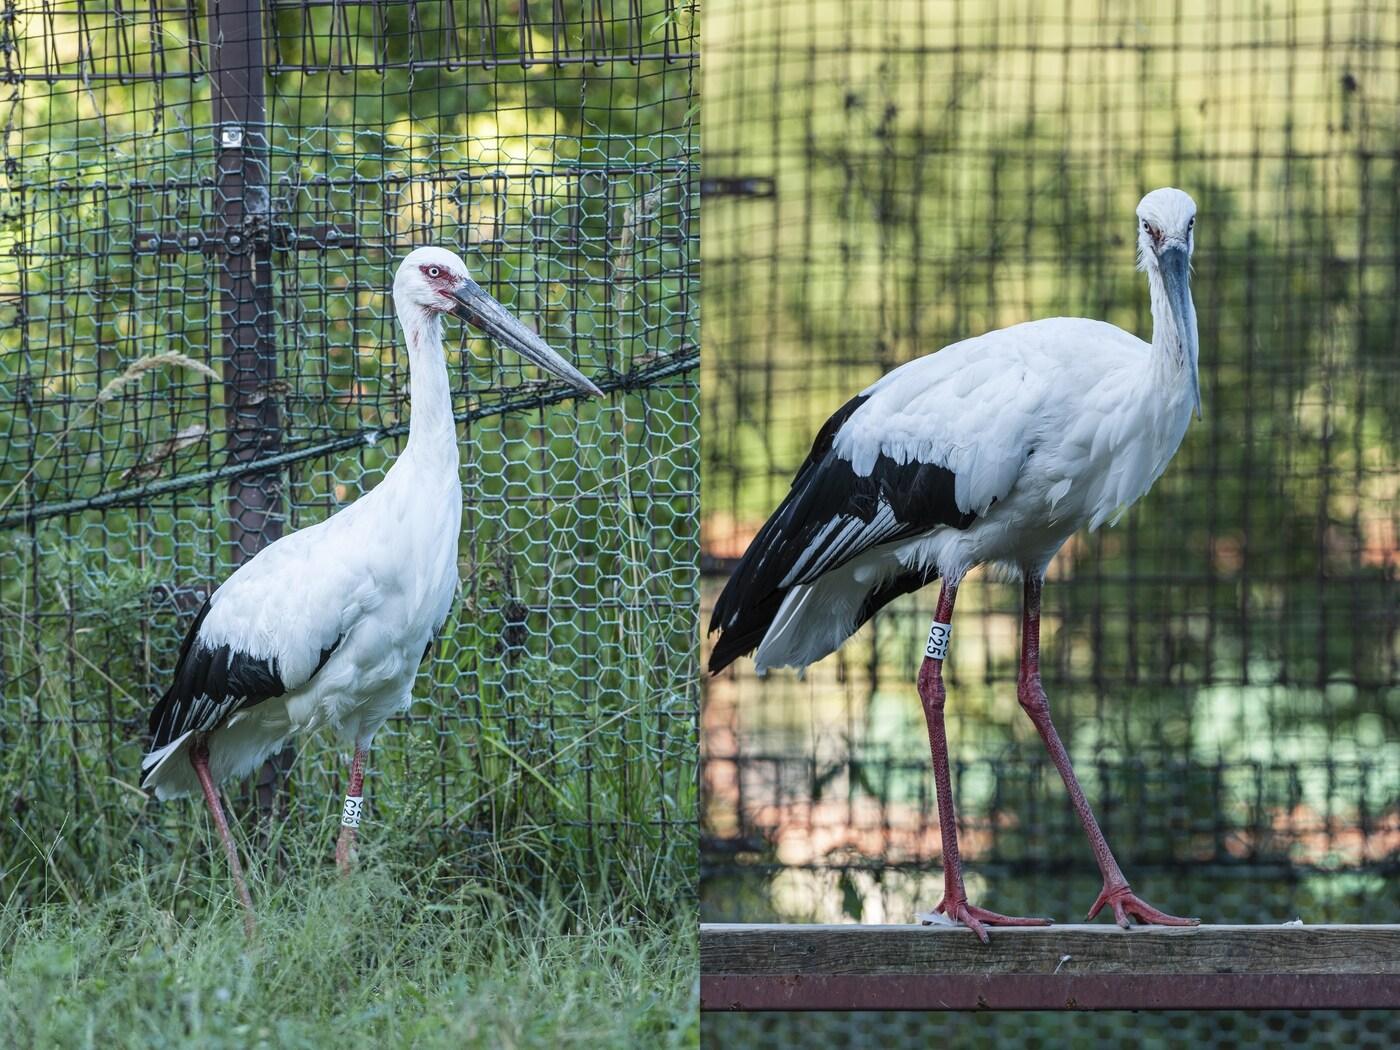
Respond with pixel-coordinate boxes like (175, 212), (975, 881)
(1135, 188), (1201, 420)
(1135, 187), (1196, 263)
(393, 246), (602, 397)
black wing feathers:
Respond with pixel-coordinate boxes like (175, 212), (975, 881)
(709, 392), (974, 674)
(852, 563), (943, 628)
(145, 598), (287, 756)
(707, 588), (788, 676)
(709, 393), (870, 638)
(313, 637), (342, 677)
(144, 599), (343, 769)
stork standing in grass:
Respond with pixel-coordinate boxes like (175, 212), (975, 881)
(710, 188), (1204, 940)
(141, 247), (602, 934)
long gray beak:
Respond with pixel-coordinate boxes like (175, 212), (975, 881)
(449, 279), (603, 398)
(1158, 243), (1202, 420)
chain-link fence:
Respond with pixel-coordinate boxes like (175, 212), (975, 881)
(702, 0), (1399, 1043)
(0, 0), (698, 908)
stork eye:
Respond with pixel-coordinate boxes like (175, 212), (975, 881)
(427, 266), (443, 278)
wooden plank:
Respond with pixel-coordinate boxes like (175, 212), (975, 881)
(700, 924), (1400, 1011)
(703, 923), (1400, 975)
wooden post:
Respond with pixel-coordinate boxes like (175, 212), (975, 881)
(207, 0), (291, 816)
(700, 924), (1400, 1011)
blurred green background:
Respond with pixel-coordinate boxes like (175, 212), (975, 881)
(701, 0), (1399, 1045)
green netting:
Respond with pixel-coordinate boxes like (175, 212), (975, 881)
(702, 0), (1398, 1041)
(0, 0), (698, 907)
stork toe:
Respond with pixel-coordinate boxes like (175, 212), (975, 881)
(924, 898), (1053, 944)
(1088, 884), (1199, 927)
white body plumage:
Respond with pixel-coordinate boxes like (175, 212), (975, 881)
(757, 318), (1195, 672)
(141, 439), (462, 799)
(711, 188), (1202, 676)
(142, 246), (600, 800)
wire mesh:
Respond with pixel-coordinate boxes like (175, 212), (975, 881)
(0, 0), (698, 904)
(702, 0), (1399, 1041)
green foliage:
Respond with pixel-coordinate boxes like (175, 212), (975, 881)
(703, 0), (1399, 746)
(699, 2), (1400, 960)
(0, 0), (699, 924)
(0, 529), (697, 913)
(0, 837), (698, 1049)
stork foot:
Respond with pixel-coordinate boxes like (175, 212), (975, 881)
(1087, 883), (1199, 928)
(923, 897), (1052, 944)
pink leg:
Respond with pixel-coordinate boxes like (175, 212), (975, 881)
(1019, 575), (1198, 927)
(919, 582), (1052, 943)
(335, 745), (367, 875)
(189, 739), (256, 938)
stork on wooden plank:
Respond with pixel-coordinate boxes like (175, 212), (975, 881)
(141, 247), (602, 934)
(710, 188), (1204, 941)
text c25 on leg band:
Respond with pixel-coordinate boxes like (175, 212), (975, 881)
(925, 620), (952, 660)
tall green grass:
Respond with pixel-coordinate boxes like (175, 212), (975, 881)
(0, 0), (698, 920)
(0, 826), (698, 1049)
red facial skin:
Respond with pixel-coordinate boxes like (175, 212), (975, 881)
(419, 264), (462, 311)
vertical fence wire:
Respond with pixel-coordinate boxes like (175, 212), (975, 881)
(703, 0), (1399, 1041)
(0, 0), (698, 905)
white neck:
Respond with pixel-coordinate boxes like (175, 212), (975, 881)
(393, 293), (459, 468)
(1144, 264), (1197, 401)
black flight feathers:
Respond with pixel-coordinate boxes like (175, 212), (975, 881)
(708, 392), (975, 674)
(142, 598), (342, 776)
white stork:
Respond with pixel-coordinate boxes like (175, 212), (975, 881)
(141, 246), (601, 933)
(710, 188), (1204, 940)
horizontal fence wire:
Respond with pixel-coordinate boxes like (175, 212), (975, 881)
(0, 0), (698, 908)
(702, 0), (1399, 1042)
(3, 0), (697, 80)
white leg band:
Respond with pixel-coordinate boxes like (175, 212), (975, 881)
(924, 620), (952, 661)
(341, 795), (363, 828)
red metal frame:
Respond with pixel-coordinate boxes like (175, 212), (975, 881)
(702, 973), (1400, 1012)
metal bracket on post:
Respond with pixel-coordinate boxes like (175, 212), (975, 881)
(207, 0), (291, 820)
(132, 225), (360, 255)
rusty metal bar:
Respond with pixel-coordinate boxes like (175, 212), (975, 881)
(132, 226), (362, 254)
(0, 351), (694, 531)
(206, 0), (290, 815)
(700, 924), (1400, 1012)
(702, 973), (1400, 1012)
(209, 0), (279, 560)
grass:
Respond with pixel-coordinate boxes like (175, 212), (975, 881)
(0, 828), (697, 1050)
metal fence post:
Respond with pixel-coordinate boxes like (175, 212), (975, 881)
(206, 0), (290, 818)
